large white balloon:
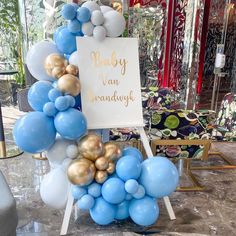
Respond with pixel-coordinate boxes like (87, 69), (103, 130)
(26, 41), (60, 81)
(100, 5), (113, 14)
(69, 51), (79, 66)
(46, 137), (75, 166)
(82, 1), (100, 12)
(40, 168), (70, 209)
(103, 10), (126, 37)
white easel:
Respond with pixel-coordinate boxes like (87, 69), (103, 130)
(60, 127), (176, 235)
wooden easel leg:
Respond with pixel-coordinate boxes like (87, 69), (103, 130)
(138, 127), (176, 220)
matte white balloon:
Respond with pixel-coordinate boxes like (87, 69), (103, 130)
(66, 144), (79, 159)
(61, 158), (73, 171)
(91, 10), (104, 26)
(26, 41), (60, 81)
(40, 168), (70, 209)
(69, 51), (79, 66)
(100, 5), (113, 14)
(82, 1), (100, 12)
(82, 22), (94, 36)
(103, 10), (126, 37)
(93, 26), (106, 41)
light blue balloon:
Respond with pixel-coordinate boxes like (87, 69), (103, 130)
(28, 81), (53, 111)
(122, 146), (143, 162)
(115, 200), (130, 220)
(132, 185), (145, 199)
(55, 28), (76, 55)
(101, 177), (126, 204)
(48, 88), (63, 102)
(77, 194), (95, 210)
(43, 102), (58, 117)
(139, 157), (179, 198)
(65, 95), (76, 107)
(90, 197), (116, 225)
(61, 4), (76, 20)
(13, 112), (56, 153)
(129, 196), (159, 226)
(125, 193), (133, 201)
(72, 185), (87, 200)
(71, 3), (79, 10)
(77, 7), (91, 23)
(116, 155), (141, 181)
(55, 96), (70, 111)
(88, 182), (101, 198)
(52, 81), (58, 88)
(54, 108), (87, 140)
(68, 19), (81, 33)
(53, 26), (66, 43)
(125, 179), (139, 194)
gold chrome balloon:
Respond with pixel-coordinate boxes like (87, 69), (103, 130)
(104, 142), (121, 161)
(67, 158), (96, 186)
(95, 156), (109, 171)
(44, 53), (68, 79)
(66, 64), (79, 76)
(106, 162), (115, 174)
(78, 134), (104, 161)
(57, 74), (81, 96)
(95, 170), (108, 184)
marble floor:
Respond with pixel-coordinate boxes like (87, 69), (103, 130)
(1, 106), (236, 236)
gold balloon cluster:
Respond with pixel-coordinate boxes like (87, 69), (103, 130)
(67, 134), (121, 186)
(44, 53), (80, 96)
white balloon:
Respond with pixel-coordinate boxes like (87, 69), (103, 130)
(69, 51), (79, 66)
(26, 41), (60, 81)
(46, 137), (75, 166)
(82, 22), (94, 36)
(66, 144), (79, 159)
(82, 1), (100, 12)
(93, 26), (106, 41)
(40, 168), (70, 209)
(91, 10), (104, 26)
(100, 5), (113, 14)
(61, 158), (73, 171)
(103, 10), (126, 37)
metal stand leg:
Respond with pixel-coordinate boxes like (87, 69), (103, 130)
(177, 159), (184, 177)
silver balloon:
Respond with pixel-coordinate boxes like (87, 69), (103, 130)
(100, 5), (113, 14)
(82, 1), (100, 12)
(91, 10), (104, 26)
(82, 22), (94, 36)
(93, 26), (106, 41)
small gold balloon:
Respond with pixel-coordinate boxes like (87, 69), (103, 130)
(44, 53), (68, 79)
(104, 142), (121, 161)
(78, 134), (104, 162)
(95, 156), (109, 171)
(95, 170), (108, 184)
(106, 162), (115, 174)
(57, 74), (81, 96)
(66, 64), (79, 76)
(67, 158), (96, 186)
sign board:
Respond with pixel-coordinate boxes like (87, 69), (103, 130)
(76, 37), (144, 129)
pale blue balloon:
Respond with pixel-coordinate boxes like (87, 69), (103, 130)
(77, 7), (91, 23)
(28, 81), (53, 111)
(88, 182), (101, 198)
(54, 108), (87, 140)
(90, 197), (116, 225)
(77, 194), (95, 210)
(65, 95), (76, 107)
(72, 185), (87, 200)
(102, 177), (126, 204)
(132, 185), (145, 199)
(129, 196), (159, 226)
(115, 200), (130, 220)
(139, 157), (179, 198)
(122, 146), (143, 162)
(125, 179), (139, 194)
(68, 19), (81, 33)
(48, 88), (62, 102)
(13, 112), (56, 153)
(125, 193), (133, 201)
(116, 155), (141, 181)
(61, 4), (76, 20)
(55, 96), (70, 111)
(43, 102), (58, 117)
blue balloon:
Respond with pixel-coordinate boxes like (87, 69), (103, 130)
(13, 112), (56, 153)
(115, 200), (130, 220)
(72, 185), (87, 200)
(54, 108), (87, 140)
(28, 81), (53, 111)
(65, 95), (76, 107)
(90, 197), (116, 225)
(125, 193), (133, 201)
(77, 7), (91, 23)
(102, 177), (126, 204)
(43, 102), (58, 117)
(125, 179), (139, 194)
(122, 146), (143, 162)
(52, 81), (58, 88)
(73, 94), (82, 110)
(68, 19), (81, 33)
(55, 96), (70, 111)
(71, 3), (79, 10)
(132, 185), (145, 199)
(53, 26), (66, 43)
(88, 182), (101, 198)
(129, 196), (159, 226)
(72, 31), (84, 37)
(48, 88), (63, 102)
(116, 155), (141, 181)
(55, 28), (76, 54)
(78, 194), (95, 210)
(139, 157), (179, 198)
(61, 4), (76, 20)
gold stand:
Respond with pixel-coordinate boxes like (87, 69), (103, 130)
(32, 152), (47, 161)
(0, 140), (23, 159)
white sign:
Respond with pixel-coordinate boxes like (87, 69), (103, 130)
(76, 37), (144, 129)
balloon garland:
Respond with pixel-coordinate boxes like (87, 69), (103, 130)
(13, 2), (179, 227)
